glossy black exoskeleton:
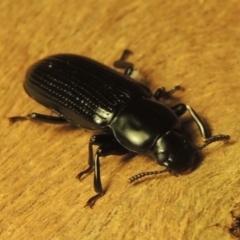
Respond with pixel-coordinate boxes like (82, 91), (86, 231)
(9, 50), (229, 207)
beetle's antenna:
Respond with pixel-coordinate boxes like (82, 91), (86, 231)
(128, 169), (169, 183)
(197, 134), (230, 150)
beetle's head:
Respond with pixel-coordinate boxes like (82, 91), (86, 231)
(152, 130), (195, 173)
(128, 132), (229, 183)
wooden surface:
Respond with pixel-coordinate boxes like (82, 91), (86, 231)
(1, 1), (240, 239)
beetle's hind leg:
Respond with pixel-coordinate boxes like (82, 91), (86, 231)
(113, 49), (141, 78)
(9, 113), (68, 124)
(114, 50), (145, 80)
(113, 49), (133, 75)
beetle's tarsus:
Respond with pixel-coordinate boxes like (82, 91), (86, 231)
(120, 49), (133, 61)
(154, 85), (183, 100)
(113, 49), (134, 76)
(85, 192), (105, 208)
(8, 116), (28, 123)
(76, 166), (94, 180)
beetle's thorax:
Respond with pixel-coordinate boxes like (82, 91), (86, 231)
(109, 98), (180, 153)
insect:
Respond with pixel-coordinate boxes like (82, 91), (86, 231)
(9, 50), (229, 207)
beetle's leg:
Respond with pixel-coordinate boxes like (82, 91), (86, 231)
(113, 49), (134, 76)
(83, 137), (129, 208)
(154, 86), (183, 100)
(171, 103), (209, 138)
(171, 103), (187, 117)
(172, 104), (229, 145)
(76, 134), (114, 180)
(185, 105), (210, 139)
(9, 113), (68, 124)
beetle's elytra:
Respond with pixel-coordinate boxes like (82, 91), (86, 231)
(10, 50), (229, 207)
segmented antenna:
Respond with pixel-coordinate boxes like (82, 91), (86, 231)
(197, 134), (230, 150)
(128, 169), (169, 183)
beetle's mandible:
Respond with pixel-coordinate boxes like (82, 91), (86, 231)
(9, 50), (229, 207)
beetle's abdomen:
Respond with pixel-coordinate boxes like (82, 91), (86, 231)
(24, 54), (152, 129)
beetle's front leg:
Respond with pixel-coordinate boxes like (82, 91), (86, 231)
(77, 134), (129, 207)
(76, 134), (115, 180)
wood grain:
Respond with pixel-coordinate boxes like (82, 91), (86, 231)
(1, 1), (239, 239)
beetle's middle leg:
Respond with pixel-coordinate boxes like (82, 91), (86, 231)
(171, 104), (229, 147)
(153, 86), (184, 100)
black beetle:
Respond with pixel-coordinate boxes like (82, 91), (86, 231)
(10, 50), (229, 207)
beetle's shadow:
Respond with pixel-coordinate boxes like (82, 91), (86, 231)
(121, 152), (138, 162)
(180, 117), (205, 172)
(191, 151), (204, 172)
